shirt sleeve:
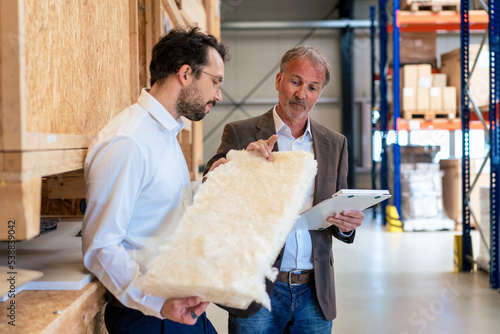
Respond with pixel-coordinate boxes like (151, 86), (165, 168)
(82, 135), (166, 319)
(338, 230), (354, 238)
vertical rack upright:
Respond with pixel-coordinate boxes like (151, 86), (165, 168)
(461, 0), (473, 273)
(371, 6), (377, 210)
(392, 0), (402, 219)
(378, 0), (390, 222)
(488, 0), (500, 289)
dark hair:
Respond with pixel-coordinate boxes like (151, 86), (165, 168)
(280, 45), (331, 88)
(149, 26), (229, 87)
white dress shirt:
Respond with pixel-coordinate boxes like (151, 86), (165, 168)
(273, 107), (315, 271)
(273, 107), (352, 272)
(82, 89), (198, 318)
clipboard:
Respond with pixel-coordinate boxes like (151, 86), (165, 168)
(299, 189), (391, 230)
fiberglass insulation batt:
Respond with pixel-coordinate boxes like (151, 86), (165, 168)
(141, 149), (317, 310)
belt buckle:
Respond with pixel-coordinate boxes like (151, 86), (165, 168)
(288, 270), (302, 286)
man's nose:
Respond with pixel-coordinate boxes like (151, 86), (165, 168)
(295, 85), (307, 99)
(215, 89), (222, 102)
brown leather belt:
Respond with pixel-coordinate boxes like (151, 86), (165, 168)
(276, 270), (314, 285)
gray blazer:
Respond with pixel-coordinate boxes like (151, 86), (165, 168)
(204, 108), (355, 321)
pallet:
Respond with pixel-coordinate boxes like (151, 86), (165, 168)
(406, 0), (460, 13)
(403, 110), (456, 121)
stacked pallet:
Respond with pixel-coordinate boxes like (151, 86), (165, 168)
(401, 64), (457, 121)
(402, 0), (460, 12)
(401, 162), (455, 231)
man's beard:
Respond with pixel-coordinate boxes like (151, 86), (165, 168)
(176, 83), (216, 121)
(279, 93), (308, 120)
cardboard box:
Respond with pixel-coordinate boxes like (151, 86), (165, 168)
(443, 87), (457, 111)
(440, 158), (489, 226)
(401, 0), (412, 10)
(403, 65), (419, 88)
(432, 73), (447, 87)
(417, 87), (430, 110)
(400, 33), (437, 67)
(403, 87), (417, 111)
(417, 64), (433, 87)
(440, 45), (490, 111)
(440, 159), (460, 223)
(430, 87), (443, 110)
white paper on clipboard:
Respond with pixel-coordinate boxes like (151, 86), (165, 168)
(300, 189), (391, 230)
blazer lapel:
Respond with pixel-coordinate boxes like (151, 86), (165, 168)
(255, 109), (279, 152)
(311, 121), (330, 206)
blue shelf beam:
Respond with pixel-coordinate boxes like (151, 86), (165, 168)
(392, 0), (402, 220)
(370, 5), (377, 202)
(461, 0), (473, 273)
(379, 0), (389, 222)
(489, 0), (500, 289)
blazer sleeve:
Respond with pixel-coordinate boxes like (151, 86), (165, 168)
(330, 135), (355, 244)
(204, 123), (242, 175)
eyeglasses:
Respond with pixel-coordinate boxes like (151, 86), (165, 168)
(201, 70), (224, 93)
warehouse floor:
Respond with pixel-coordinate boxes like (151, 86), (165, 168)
(206, 211), (500, 334)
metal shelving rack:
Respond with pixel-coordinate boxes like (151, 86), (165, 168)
(460, 0), (473, 274)
(487, 0), (500, 289)
(378, 0), (390, 221)
(374, 0), (499, 289)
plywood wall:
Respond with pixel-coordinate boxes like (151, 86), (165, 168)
(24, 0), (131, 137)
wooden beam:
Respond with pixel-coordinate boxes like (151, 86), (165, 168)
(180, 0), (207, 30)
(130, 0), (140, 103)
(0, 0), (26, 151)
(162, 0), (186, 27)
(137, 0), (148, 89)
(0, 280), (106, 333)
(0, 177), (41, 240)
(204, 0), (220, 38)
(191, 122), (202, 181)
(46, 170), (85, 199)
(152, 0), (163, 42)
(23, 132), (93, 151)
(2, 149), (87, 180)
(145, 0), (154, 87)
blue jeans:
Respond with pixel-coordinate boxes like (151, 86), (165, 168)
(228, 282), (332, 334)
(105, 304), (217, 334)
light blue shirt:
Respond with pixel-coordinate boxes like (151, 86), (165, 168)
(273, 106), (352, 272)
(273, 107), (315, 271)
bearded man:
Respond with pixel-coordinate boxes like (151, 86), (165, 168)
(82, 27), (228, 334)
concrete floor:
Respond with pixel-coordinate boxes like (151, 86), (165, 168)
(206, 212), (500, 334)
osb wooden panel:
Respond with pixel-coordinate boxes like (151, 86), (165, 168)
(24, 0), (131, 136)
(0, 280), (106, 333)
(41, 198), (82, 216)
(0, 3), (2, 140)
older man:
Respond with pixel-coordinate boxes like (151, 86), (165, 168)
(205, 45), (364, 334)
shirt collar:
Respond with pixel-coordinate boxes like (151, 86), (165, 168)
(137, 88), (185, 135)
(272, 105), (312, 140)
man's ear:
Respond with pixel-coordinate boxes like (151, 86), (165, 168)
(275, 72), (282, 91)
(177, 64), (193, 86)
